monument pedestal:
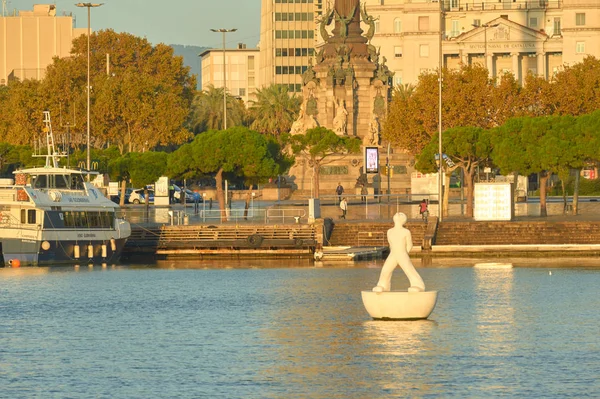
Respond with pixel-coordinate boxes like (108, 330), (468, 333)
(361, 290), (438, 320)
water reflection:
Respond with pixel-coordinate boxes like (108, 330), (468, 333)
(363, 320), (435, 356)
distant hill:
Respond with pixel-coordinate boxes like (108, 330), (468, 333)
(170, 44), (210, 90)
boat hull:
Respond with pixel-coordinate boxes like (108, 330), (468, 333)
(1, 237), (128, 266)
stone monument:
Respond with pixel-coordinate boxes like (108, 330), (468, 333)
(361, 213), (438, 320)
(288, 0), (396, 195)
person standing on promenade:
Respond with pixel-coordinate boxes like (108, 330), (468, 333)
(361, 184), (368, 203)
(336, 182), (344, 202)
(340, 197), (348, 219)
(419, 199), (429, 223)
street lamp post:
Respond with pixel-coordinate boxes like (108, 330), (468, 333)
(210, 28), (237, 130)
(438, 0), (444, 222)
(76, 3), (103, 174)
(473, 22), (499, 72)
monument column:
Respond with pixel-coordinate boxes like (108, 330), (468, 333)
(536, 52), (546, 79)
(486, 53), (494, 77)
(511, 52), (520, 83)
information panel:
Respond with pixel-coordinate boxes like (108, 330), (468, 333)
(365, 147), (379, 174)
(474, 182), (514, 221)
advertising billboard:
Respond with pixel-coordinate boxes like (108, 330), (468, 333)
(365, 147), (379, 174)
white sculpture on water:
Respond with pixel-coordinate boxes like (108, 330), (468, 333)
(373, 212), (425, 292)
(361, 212), (437, 320)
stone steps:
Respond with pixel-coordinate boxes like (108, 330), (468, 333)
(435, 221), (600, 245)
(327, 221), (427, 248)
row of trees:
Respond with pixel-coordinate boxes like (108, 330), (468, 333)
(416, 110), (600, 217)
(385, 58), (600, 156)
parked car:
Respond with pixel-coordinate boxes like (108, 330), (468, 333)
(185, 189), (202, 203)
(173, 185), (198, 203)
(129, 188), (155, 204)
(111, 187), (134, 204)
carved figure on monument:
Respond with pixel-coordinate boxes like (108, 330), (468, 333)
(302, 58), (317, 85)
(373, 87), (386, 118)
(367, 44), (378, 63)
(337, 44), (350, 63)
(316, 7), (335, 43)
(345, 64), (356, 88)
(290, 104), (307, 135)
(305, 85), (318, 116)
(368, 114), (380, 146)
(376, 56), (394, 84)
(361, 3), (379, 43)
(316, 47), (325, 64)
(333, 98), (348, 136)
(334, 4), (356, 41)
(334, 56), (346, 85)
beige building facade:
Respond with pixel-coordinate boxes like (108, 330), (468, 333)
(200, 45), (260, 105)
(259, 0), (324, 93)
(0, 4), (85, 85)
(363, 0), (600, 85)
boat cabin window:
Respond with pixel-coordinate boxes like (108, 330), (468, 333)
(20, 209), (37, 224)
(31, 174), (84, 190)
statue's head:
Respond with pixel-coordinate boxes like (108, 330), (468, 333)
(393, 212), (407, 226)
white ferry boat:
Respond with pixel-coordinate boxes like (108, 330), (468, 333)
(0, 112), (131, 266)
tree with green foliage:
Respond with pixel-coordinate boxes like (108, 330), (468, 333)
(0, 80), (44, 145)
(384, 64), (520, 155)
(168, 127), (288, 219)
(289, 127), (362, 198)
(188, 85), (247, 133)
(41, 30), (196, 153)
(0, 143), (33, 176)
(416, 126), (491, 217)
(248, 84), (301, 138)
(491, 115), (584, 217)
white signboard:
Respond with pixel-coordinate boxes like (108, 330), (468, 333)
(474, 183), (513, 221)
(411, 172), (439, 201)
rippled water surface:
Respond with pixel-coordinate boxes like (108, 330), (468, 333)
(1, 258), (599, 398)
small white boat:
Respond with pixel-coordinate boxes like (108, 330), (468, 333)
(0, 112), (130, 266)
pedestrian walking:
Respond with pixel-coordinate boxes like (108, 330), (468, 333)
(419, 199), (429, 223)
(361, 184), (368, 202)
(336, 182), (344, 202)
(340, 197), (348, 219)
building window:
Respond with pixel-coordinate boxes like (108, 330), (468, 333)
(473, 19), (481, 27)
(553, 18), (561, 36)
(529, 17), (538, 28)
(393, 72), (402, 86)
(419, 44), (429, 58)
(451, 20), (460, 37)
(576, 42), (585, 54)
(394, 18), (402, 33)
(248, 56), (255, 70)
(394, 46), (403, 58)
(374, 20), (380, 33)
(576, 13), (585, 26)
(239, 88), (246, 97)
(418, 16), (429, 31)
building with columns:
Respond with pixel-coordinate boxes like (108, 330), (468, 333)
(362, 0), (600, 85)
(0, 4), (85, 85)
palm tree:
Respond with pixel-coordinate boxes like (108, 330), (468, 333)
(248, 84), (301, 137)
(188, 85), (246, 134)
(393, 83), (416, 101)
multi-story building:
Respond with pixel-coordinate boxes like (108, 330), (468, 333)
(259, 0), (324, 93)
(0, 4), (85, 85)
(200, 44), (260, 105)
(363, 0), (600, 86)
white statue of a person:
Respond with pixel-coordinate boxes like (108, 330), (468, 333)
(373, 212), (425, 293)
(333, 98), (348, 136)
(290, 104), (306, 135)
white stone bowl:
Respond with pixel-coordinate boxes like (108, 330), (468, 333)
(361, 290), (438, 320)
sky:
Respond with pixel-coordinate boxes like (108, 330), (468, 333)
(9, 0), (262, 49)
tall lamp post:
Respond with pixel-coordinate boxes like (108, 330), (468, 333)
(210, 28), (237, 130)
(438, 0), (444, 222)
(76, 2), (103, 174)
(473, 22), (499, 72)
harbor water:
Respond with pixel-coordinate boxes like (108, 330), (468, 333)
(1, 258), (599, 398)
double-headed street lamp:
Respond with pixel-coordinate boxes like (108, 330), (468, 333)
(75, 2), (104, 174)
(472, 22), (499, 72)
(438, 0), (444, 221)
(210, 28), (237, 130)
